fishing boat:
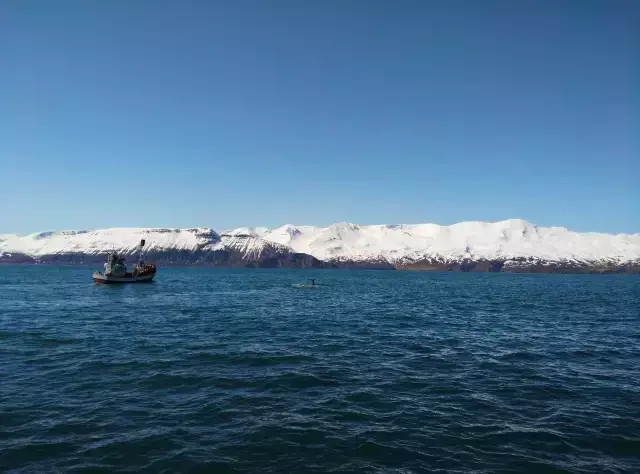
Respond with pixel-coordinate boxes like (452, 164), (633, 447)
(93, 239), (156, 284)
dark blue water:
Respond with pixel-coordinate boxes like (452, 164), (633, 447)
(1, 266), (639, 473)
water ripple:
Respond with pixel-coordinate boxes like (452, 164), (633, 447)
(0, 267), (639, 473)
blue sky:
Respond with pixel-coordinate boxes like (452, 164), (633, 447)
(1, 0), (638, 234)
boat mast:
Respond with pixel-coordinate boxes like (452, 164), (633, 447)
(138, 238), (146, 265)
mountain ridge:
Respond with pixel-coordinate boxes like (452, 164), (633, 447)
(1, 220), (639, 273)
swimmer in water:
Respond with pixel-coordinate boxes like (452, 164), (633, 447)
(310, 279), (316, 286)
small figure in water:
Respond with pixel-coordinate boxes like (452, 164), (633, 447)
(310, 279), (316, 287)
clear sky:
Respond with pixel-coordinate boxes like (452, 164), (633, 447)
(1, 0), (638, 234)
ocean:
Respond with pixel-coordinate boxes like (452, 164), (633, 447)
(1, 266), (638, 473)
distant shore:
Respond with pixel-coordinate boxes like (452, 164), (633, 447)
(2, 258), (638, 275)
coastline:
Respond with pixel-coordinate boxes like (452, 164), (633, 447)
(2, 260), (638, 274)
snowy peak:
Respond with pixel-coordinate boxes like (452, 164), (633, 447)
(218, 230), (291, 260)
(258, 219), (640, 266)
(1, 219), (638, 272)
(0, 227), (224, 256)
(219, 227), (269, 238)
(30, 230), (90, 240)
(0, 226), (308, 266)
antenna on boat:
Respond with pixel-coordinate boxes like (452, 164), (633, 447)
(138, 237), (146, 265)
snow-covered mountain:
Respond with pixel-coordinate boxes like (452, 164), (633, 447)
(1, 219), (639, 272)
(258, 219), (640, 271)
(0, 228), (322, 268)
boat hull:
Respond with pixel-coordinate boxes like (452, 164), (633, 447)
(93, 272), (155, 284)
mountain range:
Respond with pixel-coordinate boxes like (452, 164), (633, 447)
(1, 219), (639, 273)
